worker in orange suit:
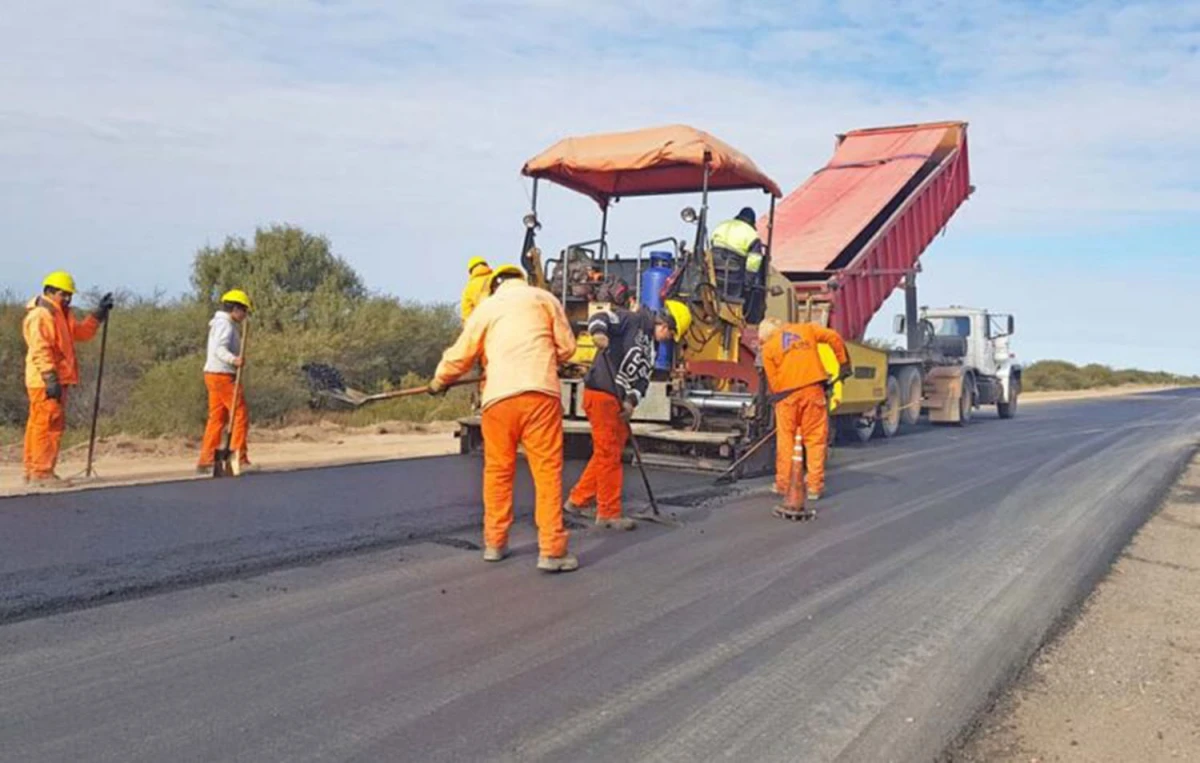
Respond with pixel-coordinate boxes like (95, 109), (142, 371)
(460, 257), (493, 322)
(758, 316), (851, 503)
(22, 271), (113, 486)
(430, 264), (579, 573)
(197, 289), (252, 473)
(565, 280), (683, 530)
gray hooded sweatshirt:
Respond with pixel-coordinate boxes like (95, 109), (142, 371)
(204, 311), (242, 374)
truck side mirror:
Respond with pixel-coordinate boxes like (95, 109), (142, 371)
(893, 315), (906, 334)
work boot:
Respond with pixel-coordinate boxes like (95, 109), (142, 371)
(482, 545), (509, 562)
(595, 516), (636, 531)
(537, 554), (580, 573)
(806, 490), (822, 502)
(196, 465), (212, 475)
(564, 499), (596, 519)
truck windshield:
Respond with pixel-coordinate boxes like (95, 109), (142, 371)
(929, 316), (970, 337)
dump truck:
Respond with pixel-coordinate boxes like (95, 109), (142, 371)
(764, 121), (1021, 444)
(455, 120), (1019, 475)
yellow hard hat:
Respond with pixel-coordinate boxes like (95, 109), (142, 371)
(467, 256), (489, 273)
(487, 264), (525, 294)
(220, 289), (252, 310)
(43, 271), (77, 294)
(660, 299), (693, 340)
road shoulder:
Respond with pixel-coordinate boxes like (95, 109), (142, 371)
(953, 453), (1200, 762)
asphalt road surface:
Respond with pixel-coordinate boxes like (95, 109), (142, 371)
(2, 391), (1197, 762)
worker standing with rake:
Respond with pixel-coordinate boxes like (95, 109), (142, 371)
(197, 290), (252, 474)
(758, 316), (851, 518)
(22, 271), (112, 486)
(430, 265), (579, 573)
(565, 279), (686, 530)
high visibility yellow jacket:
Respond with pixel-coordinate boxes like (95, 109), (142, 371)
(460, 265), (493, 321)
(710, 218), (764, 273)
(23, 296), (99, 387)
(436, 279), (576, 410)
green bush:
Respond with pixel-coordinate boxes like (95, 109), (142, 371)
(1, 226), (465, 438)
(1023, 360), (1200, 392)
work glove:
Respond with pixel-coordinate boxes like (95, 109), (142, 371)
(43, 373), (62, 402)
(837, 363), (853, 383)
(592, 332), (610, 350)
(621, 395), (636, 422)
(427, 378), (448, 397)
(94, 292), (114, 323)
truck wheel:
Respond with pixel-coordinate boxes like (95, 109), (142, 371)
(836, 414), (875, 444)
(957, 383), (974, 426)
(998, 378), (1020, 419)
(897, 366), (922, 427)
(879, 375), (902, 438)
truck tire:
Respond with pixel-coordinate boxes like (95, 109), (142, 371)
(836, 414), (875, 444)
(879, 375), (902, 438)
(897, 366), (922, 427)
(998, 377), (1020, 419)
(956, 381), (974, 426)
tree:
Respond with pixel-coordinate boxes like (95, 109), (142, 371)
(191, 225), (366, 332)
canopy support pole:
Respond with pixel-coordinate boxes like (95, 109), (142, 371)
(599, 204), (609, 277)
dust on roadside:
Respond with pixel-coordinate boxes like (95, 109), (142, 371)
(952, 454), (1200, 762)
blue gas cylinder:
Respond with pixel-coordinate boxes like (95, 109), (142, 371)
(640, 251), (673, 311)
(641, 252), (675, 371)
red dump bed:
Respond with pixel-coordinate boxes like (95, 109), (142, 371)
(766, 121), (972, 340)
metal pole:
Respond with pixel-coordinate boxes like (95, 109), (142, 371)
(85, 317), (109, 478)
(599, 204), (609, 277)
(904, 271), (920, 351)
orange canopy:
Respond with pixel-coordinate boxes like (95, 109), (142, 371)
(521, 125), (782, 206)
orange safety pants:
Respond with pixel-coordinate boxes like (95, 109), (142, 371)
(774, 384), (829, 495)
(199, 372), (249, 467)
(480, 391), (570, 557)
(569, 388), (629, 520)
(24, 386), (68, 480)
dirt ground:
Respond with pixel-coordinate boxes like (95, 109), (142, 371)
(953, 454), (1200, 762)
(0, 385), (1178, 498)
(0, 419), (460, 497)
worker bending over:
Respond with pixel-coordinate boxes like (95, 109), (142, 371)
(22, 271), (112, 485)
(565, 281), (689, 530)
(198, 290), (252, 473)
(460, 257), (493, 322)
(431, 265), (579, 573)
(758, 317), (850, 503)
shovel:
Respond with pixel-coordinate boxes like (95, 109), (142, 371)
(302, 362), (483, 407)
(213, 320), (249, 478)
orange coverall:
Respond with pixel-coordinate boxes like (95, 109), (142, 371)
(434, 279), (577, 557)
(568, 388), (629, 520)
(22, 296), (99, 480)
(198, 374), (250, 468)
(762, 322), (849, 495)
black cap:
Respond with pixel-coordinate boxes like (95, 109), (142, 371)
(736, 207), (756, 225)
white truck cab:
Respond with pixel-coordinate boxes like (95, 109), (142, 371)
(913, 306), (1022, 419)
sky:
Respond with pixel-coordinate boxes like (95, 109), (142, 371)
(3, 0), (1199, 372)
